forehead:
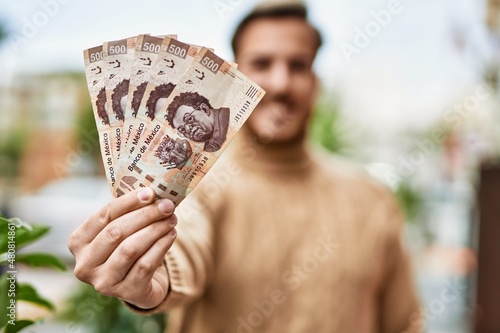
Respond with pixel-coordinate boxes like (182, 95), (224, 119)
(176, 104), (194, 115)
(236, 17), (317, 60)
(173, 105), (193, 126)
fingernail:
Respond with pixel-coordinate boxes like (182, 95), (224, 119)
(138, 188), (153, 201)
(169, 228), (177, 238)
(168, 215), (177, 227)
(158, 200), (174, 214)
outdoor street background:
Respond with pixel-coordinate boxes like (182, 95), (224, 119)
(0, 0), (499, 332)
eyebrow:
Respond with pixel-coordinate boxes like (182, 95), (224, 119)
(238, 52), (314, 61)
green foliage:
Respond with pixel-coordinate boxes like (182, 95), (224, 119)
(0, 220), (49, 254)
(309, 94), (351, 154)
(0, 126), (30, 179)
(4, 320), (35, 333)
(75, 101), (100, 161)
(14, 253), (66, 271)
(394, 182), (423, 223)
(0, 23), (5, 43)
(59, 283), (166, 333)
(0, 216), (66, 332)
(16, 283), (55, 311)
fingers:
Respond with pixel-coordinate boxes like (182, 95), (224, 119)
(121, 229), (177, 308)
(128, 228), (177, 286)
(93, 228), (177, 309)
(69, 187), (157, 248)
(68, 186), (179, 309)
(100, 217), (177, 283)
(84, 200), (176, 266)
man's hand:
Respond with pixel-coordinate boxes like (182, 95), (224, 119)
(68, 187), (177, 309)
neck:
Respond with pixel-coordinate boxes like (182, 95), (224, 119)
(232, 127), (312, 172)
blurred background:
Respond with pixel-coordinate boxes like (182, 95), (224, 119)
(0, 0), (499, 332)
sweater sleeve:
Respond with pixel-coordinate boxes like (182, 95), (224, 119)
(379, 202), (422, 333)
(124, 189), (216, 315)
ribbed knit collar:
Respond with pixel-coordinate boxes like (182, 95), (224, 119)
(231, 127), (314, 173)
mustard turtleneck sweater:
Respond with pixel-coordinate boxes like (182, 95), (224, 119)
(129, 129), (421, 333)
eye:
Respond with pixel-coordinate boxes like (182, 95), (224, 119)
(250, 58), (271, 71)
(183, 113), (194, 123)
(289, 59), (309, 73)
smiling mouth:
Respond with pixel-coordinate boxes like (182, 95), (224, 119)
(191, 126), (206, 140)
(269, 103), (294, 127)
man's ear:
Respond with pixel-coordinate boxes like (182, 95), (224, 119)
(200, 103), (211, 115)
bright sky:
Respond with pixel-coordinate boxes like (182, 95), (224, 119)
(0, 0), (494, 134)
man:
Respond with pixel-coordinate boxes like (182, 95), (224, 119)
(68, 1), (422, 332)
(165, 91), (230, 152)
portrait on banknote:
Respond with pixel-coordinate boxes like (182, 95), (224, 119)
(165, 91), (230, 153)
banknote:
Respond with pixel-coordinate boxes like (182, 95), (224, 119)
(83, 45), (117, 194)
(116, 37), (200, 192)
(117, 47), (265, 204)
(121, 34), (176, 156)
(102, 36), (137, 165)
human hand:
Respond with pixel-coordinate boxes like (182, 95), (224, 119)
(68, 187), (177, 309)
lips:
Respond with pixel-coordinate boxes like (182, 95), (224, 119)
(265, 102), (295, 127)
(190, 125), (206, 141)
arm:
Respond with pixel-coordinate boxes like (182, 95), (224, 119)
(379, 204), (422, 333)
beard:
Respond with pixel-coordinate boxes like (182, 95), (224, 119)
(245, 98), (311, 146)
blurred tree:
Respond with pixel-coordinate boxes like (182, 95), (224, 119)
(309, 91), (352, 154)
(74, 100), (101, 162)
(308, 89), (424, 224)
(0, 126), (30, 178)
(394, 182), (423, 223)
(0, 23), (5, 43)
(59, 283), (166, 333)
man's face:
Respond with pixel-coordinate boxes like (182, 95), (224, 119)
(172, 103), (214, 142)
(236, 17), (318, 144)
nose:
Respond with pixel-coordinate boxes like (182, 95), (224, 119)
(266, 62), (291, 96)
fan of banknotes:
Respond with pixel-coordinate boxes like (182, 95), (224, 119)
(84, 34), (265, 205)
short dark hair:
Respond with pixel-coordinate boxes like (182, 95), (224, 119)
(111, 79), (128, 122)
(146, 83), (175, 120)
(165, 92), (213, 126)
(231, 1), (323, 57)
(96, 87), (110, 125)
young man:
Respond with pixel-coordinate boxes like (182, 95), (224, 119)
(68, 1), (421, 332)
